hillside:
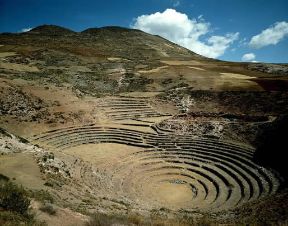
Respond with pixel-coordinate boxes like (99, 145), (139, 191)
(0, 25), (288, 225)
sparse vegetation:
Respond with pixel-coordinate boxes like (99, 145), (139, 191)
(0, 174), (10, 182)
(0, 181), (30, 215)
(0, 179), (35, 225)
(231, 189), (288, 226)
(0, 211), (36, 226)
(39, 203), (56, 215)
(85, 212), (215, 226)
(119, 73), (153, 92)
(28, 189), (54, 204)
(0, 177), (57, 225)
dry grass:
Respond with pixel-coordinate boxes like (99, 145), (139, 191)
(85, 213), (216, 226)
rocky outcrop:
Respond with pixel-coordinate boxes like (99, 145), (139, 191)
(0, 86), (47, 121)
(0, 128), (70, 178)
(248, 63), (288, 76)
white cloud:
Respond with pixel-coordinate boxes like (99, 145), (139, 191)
(239, 37), (248, 47)
(242, 53), (256, 62)
(173, 0), (180, 7)
(132, 9), (239, 58)
(198, 15), (204, 20)
(249, 21), (288, 49)
(20, 27), (32, 33)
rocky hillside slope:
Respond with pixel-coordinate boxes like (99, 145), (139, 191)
(0, 25), (288, 225)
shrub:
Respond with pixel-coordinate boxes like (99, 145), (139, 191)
(86, 213), (115, 226)
(0, 181), (30, 215)
(0, 210), (30, 225)
(39, 203), (56, 215)
(0, 174), (10, 182)
(0, 210), (45, 226)
(28, 189), (54, 204)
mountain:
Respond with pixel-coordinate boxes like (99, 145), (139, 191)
(27, 24), (76, 35)
(1, 25), (203, 61)
(0, 25), (288, 225)
(1, 25), (287, 93)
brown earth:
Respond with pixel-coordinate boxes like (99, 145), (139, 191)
(0, 25), (288, 225)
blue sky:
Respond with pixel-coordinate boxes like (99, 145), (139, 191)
(0, 0), (287, 63)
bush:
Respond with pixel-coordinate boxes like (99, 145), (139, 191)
(86, 213), (115, 226)
(0, 181), (30, 216)
(0, 210), (45, 226)
(0, 211), (31, 226)
(0, 174), (10, 182)
(28, 189), (54, 204)
(39, 203), (56, 215)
